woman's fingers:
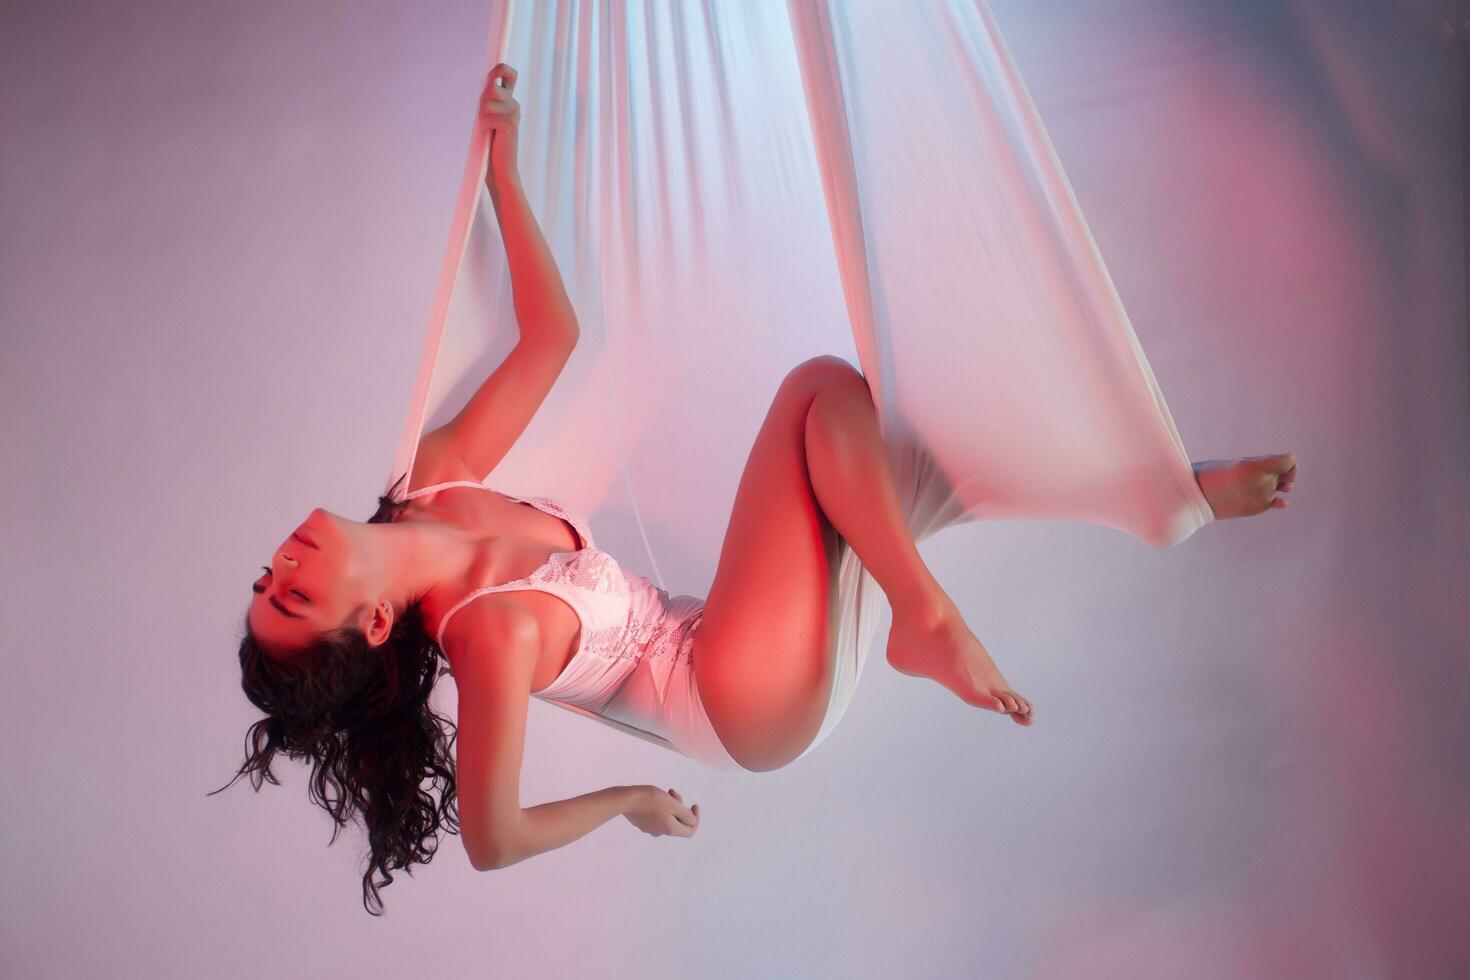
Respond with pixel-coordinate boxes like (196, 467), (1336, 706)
(488, 62), (518, 94)
(670, 810), (695, 834)
(668, 788), (698, 830)
(481, 65), (517, 115)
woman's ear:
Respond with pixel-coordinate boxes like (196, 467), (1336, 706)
(363, 600), (394, 648)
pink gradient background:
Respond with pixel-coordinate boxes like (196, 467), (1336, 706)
(2, 0), (1465, 977)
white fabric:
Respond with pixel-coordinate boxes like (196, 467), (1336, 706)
(387, 0), (1213, 761)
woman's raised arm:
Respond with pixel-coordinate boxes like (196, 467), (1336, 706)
(421, 64), (579, 481)
(481, 63), (579, 350)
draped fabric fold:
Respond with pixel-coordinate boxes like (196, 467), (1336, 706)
(388, 0), (1212, 760)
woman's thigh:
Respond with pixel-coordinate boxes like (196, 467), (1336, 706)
(691, 355), (865, 772)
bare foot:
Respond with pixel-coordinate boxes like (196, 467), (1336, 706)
(1192, 453), (1298, 520)
(886, 601), (1034, 726)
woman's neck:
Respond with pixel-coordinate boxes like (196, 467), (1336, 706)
(369, 517), (479, 613)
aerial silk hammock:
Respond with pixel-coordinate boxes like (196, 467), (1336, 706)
(385, 0), (1214, 764)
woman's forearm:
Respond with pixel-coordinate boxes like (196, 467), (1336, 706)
(493, 785), (638, 869)
(486, 169), (579, 346)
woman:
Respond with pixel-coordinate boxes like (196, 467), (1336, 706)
(216, 65), (1299, 914)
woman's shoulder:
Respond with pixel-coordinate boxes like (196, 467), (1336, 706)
(435, 590), (541, 676)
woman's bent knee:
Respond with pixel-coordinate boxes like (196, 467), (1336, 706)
(785, 355), (867, 397)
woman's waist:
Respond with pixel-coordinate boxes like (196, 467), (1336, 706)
(538, 593), (703, 711)
(621, 576), (705, 649)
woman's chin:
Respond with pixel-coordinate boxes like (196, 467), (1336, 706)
(302, 508), (352, 550)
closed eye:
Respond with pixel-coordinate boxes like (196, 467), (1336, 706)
(253, 566), (310, 603)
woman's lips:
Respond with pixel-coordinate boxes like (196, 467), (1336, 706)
(291, 530), (319, 549)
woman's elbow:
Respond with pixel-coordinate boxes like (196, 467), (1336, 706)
(466, 837), (505, 872)
(472, 852), (504, 872)
(472, 840), (522, 871)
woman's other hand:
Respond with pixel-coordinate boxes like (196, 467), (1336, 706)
(622, 785), (700, 839)
(480, 63), (521, 185)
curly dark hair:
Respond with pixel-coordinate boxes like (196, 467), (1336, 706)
(208, 472), (462, 916)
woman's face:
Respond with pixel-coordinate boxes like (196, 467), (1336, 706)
(248, 508), (367, 657)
